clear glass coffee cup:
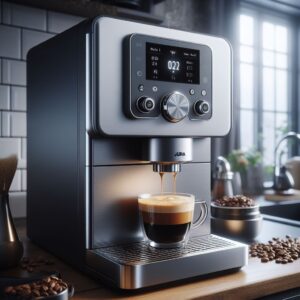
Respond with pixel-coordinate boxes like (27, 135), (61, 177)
(138, 193), (208, 248)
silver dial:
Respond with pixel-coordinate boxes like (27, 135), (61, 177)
(161, 92), (189, 123)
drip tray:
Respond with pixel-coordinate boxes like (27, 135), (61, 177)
(86, 235), (248, 289)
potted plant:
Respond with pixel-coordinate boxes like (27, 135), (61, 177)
(228, 149), (263, 195)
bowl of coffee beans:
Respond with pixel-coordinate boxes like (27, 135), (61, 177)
(3, 275), (73, 299)
(211, 195), (262, 242)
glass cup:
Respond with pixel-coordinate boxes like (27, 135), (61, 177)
(138, 193), (208, 248)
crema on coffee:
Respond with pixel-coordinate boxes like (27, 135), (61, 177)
(138, 194), (194, 245)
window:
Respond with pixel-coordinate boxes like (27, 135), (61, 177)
(239, 12), (291, 179)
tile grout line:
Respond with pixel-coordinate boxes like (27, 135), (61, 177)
(46, 9), (49, 32)
(0, 0), (2, 25)
(8, 78), (11, 110)
(0, 82), (27, 88)
(0, 56), (26, 63)
(0, 109), (27, 113)
(0, 135), (26, 138)
(0, 16), (77, 35)
(20, 27), (23, 61)
(0, 20), (60, 34)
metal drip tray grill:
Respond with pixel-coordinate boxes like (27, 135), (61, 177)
(92, 235), (238, 265)
(87, 234), (247, 289)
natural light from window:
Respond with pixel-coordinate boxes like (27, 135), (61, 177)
(239, 14), (290, 178)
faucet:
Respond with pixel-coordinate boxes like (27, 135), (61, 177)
(273, 131), (300, 191)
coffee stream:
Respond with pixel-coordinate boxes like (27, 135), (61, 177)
(159, 172), (178, 194)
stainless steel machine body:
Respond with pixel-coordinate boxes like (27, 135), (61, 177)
(27, 17), (247, 290)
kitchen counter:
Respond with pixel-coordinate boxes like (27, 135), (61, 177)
(3, 218), (300, 300)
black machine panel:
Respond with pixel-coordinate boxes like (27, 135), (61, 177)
(146, 43), (200, 84)
(126, 34), (212, 120)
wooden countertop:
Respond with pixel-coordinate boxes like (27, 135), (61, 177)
(3, 218), (300, 300)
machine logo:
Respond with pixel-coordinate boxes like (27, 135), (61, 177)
(174, 152), (186, 157)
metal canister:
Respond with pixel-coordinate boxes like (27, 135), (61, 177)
(211, 203), (262, 242)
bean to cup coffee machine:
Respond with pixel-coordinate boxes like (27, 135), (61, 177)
(27, 16), (247, 289)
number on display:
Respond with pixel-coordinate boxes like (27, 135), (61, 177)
(167, 60), (180, 71)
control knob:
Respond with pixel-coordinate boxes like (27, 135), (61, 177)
(161, 92), (189, 123)
(194, 100), (210, 115)
(136, 96), (155, 113)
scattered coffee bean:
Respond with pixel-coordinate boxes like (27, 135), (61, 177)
(214, 195), (256, 207)
(4, 275), (69, 299)
(20, 256), (55, 273)
(250, 236), (300, 264)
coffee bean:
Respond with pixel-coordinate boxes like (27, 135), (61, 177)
(4, 286), (13, 293)
(4, 276), (69, 299)
(19, 255), (56, 273)
(42, 284), (49, 291)
(250, 236), (300, 264)
(214, 195), (256, 207)
(32, 289), (40, 297)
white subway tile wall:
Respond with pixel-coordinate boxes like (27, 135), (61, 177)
(1, 110), (9, 136)
(0, 25), (21, 58)
(2, 59), (26, 85)
(0, 0), (84, 216)
(3, 2), (47, 30)
(11, 86), (26, 111)
(0, 84), (9, 109)
(47, 11), (83, 33)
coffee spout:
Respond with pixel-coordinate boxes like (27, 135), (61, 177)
(153, 162), (181, 173)
(143, 138), (193, 173)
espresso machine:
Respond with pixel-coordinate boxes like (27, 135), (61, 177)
(27, 16), (247, 289)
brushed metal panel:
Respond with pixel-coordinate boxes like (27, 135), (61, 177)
(92, 137), (211, 166)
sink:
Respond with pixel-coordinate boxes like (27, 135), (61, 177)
(260, 203), (300, 222)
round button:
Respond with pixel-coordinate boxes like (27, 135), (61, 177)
(145, 100), (154, 109)
(137, 70), (143, 77)
(161, 92), (189, 123)
(189, 89), (195, 95)
(138, 84), (144, 92)
(201, 89), (207, 96)
(194, 100), (210, 115)
(136, 96), (155, 113)
(152, 86), (158, 92)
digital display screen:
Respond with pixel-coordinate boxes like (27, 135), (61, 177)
(146, 42), (200, 84)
